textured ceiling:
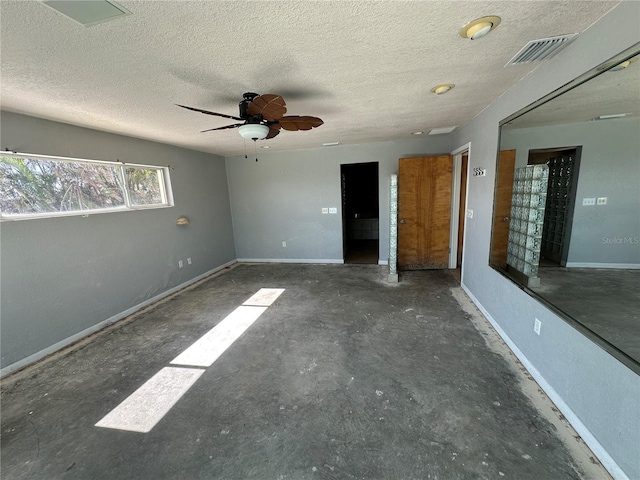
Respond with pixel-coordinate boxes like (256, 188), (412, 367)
(0, 0), (620, 156)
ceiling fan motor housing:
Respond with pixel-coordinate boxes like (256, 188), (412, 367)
(239, 92), (259, 119)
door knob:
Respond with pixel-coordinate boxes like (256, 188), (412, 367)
(503, 217), (510, 222)
(399, 219), (406, 224)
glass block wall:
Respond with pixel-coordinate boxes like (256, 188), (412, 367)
(389, 174), (398, 279)
(507, 165), (548, 281)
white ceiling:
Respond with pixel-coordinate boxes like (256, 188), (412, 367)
(0, 1), (620, 156)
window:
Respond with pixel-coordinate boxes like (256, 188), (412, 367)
(0, 153), (172, 220)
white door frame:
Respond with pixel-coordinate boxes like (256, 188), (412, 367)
(449, 143), (471, 271)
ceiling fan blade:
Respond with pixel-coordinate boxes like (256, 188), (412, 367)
(176, 104), (243, 121)
(278, 116), (324, 131)
(246, 94), (287, 121)
(200, 123), (244, 133)
(266, 123), (281, 139)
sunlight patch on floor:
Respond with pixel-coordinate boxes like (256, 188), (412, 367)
(170, 305), (268, 367)
(95, 288), (285, 433)
(95, 366), (205, 433)
(243, 288), (285, 306)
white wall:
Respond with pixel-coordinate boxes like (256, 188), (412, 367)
(0, 112), (237, 374)
(452, 3), (640, 478)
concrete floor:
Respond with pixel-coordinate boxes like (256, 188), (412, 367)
(532, 267), (640, 363)
(1, 264), (609, 479)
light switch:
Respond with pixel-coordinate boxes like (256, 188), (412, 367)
(583, 198), (596, 206)
(329, 207), (337, 214)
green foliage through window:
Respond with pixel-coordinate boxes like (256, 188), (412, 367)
(0, 154), (171, 218)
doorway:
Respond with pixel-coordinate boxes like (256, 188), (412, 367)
(341, 162), (379, 264)
(528, 147), (581, 266)
(398, 155), (453, 270)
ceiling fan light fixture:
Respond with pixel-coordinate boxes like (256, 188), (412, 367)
(460, 16), (501, 40)
(430, 84), (455, 95)
(238, 123), (269, 140)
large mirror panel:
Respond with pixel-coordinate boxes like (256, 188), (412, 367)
(490, 43), (640, 372)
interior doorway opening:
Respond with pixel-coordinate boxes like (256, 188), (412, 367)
(341, 162), (379, 264)
(448, 146), (470, 283)
(528, 146), (581, 267)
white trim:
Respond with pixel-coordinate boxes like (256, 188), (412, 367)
(565, 262), (640, 269)
(451, 142), (472, 157)
(0, 259), (237, 378)
(378, 259), (389, 265)
(237, 258), (344, 264)
(460, 282), (629, 480)
(449, 154), (462, 269)
(450, 143), (471, 280)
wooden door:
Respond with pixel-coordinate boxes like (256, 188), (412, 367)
(491, 149), (517, 269)
(398, 155), (453, 270)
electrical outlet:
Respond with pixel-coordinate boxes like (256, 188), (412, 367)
(178, 260), (183, 268)
(282, 241), (287, 248)
(534, 318), (541, 335)
(187, 257), (192, 265)
(467, 209), (473, 219)
(582, 197), (596, 206)
(322, 208), (329, 214)
(597, 197), (607, 205)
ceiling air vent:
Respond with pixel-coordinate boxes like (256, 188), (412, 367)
(505, 34), (577, 67)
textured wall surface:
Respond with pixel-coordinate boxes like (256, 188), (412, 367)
(0, 112), (236, 371)
(452, 3), (640, 478)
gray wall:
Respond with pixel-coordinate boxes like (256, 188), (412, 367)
(226, 138), (450, 262)
(452, 3), (640, 479)
(501, 118), (640, 265)
(0, 112), (236, 371)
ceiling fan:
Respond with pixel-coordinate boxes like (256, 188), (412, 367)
(177, 92), (323, 141)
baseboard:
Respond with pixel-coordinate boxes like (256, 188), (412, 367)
(237, 258), (344, 264)
(0, 259), (237, 379)
(460, 282), (628, 480)
(378, 259), (389, 265)
(564, 262), (640, 269)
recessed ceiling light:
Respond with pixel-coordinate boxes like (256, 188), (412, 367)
(322, 142), (340, 146)
(430, 84), (455, 95)
(459, 16), (501, 40)
(260, 145), (271, 149)
(599, 56), (638, 72)
(411, 131), (424, 136)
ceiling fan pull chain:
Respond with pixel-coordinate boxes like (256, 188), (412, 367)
(254, 140), (259, 162)
(244, 138), (248, 159)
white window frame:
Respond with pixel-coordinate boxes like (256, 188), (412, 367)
(0, 152), (174, 221)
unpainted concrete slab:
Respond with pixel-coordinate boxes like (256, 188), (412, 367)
(1, 264), (610, 479)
